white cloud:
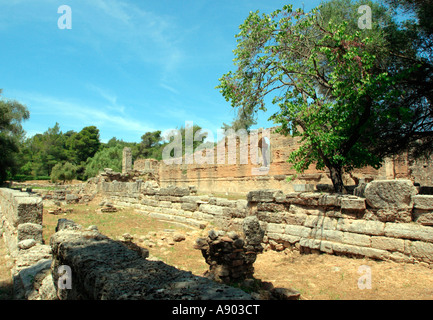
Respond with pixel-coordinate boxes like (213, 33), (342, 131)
(15, 91), (155, 139)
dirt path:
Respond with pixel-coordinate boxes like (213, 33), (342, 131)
(254, 249), (433, 300)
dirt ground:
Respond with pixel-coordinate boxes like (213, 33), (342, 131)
(254, 249), (433, 300)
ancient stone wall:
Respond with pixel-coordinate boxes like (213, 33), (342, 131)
(140, 127), (433, 195)
(0, 188), (54, 299)
(105, 180), (433, 266)
(50, 219), (252, 300)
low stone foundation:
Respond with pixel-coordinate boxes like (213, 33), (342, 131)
(50, 219), (252, 300)
(0, 188), (54, 299)
(103, 180), (433, 266)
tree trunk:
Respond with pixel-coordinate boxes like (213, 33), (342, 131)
(328, 165), (346, 194)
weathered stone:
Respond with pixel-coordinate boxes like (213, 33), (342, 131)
(337, 218), (385, 236)
(173, 234), (186, 242)
(270, 287), (301, 300)
(247, 189), (283, 203)
(65, 194), (79, 204)
(18, 239), (37, 250)
(50, 223), (252, 300)
(340, 197), (366, 211)
(413, 209), (433, 226)
(181, 202), (197, 212)
(413, 195), (433, 210)
(243, 216), (265, 247)
(371, 236), (405, 252)
(384, 222), (433, 243)
(17, 223), (43, 243)
(364, 180), (417, 210)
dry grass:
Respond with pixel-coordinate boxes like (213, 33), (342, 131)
(254, 249), (433, 300)
(42, 200), (209, 276)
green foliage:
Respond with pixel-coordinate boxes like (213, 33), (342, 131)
(0, 89), (29, 184)
(137, 130), (165, 160)
(50, 162), (77, 183)
(216, 0), (430, 192)
(84, 145), (123, 179)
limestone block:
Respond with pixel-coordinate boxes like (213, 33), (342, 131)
(266, 223), (285, 234)
(17, 223), (43, 243)
(337, 218), (385, 236)
(371, 236), (405, 252)
(408, 241), (433, 263)
(304, 215), (337, 230)
(318, 194), (342, 207)
(285, 224), (311, 238)
(310, 228), (344, 243)
(287, 204), (325, 216)
(247, 189), (283, 203)
(199, 204), (224, 215)
(266, 232), (300, 244)
(413, 209), (433, 226)
(181, 202), (197, 212)
(293, 184), (315, 192)
(340, 197), (366, 211)
(343, 232), (371, 247)
(364, 180), (417, 210)
(413, 195), (433, 210)
(384, 222), (433, 243)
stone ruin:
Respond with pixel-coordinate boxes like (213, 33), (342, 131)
(194, 216), (264, 284)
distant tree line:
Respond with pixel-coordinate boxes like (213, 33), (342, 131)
(0, 96), (210, 185)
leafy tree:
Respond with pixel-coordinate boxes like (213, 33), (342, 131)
(221, 107), (257, 132)
(50, 161), (77, 183)
(137, 131), (164, 159)
(217, 0), (429, 192)
(84, 145), (123, 179)
(0, 90), (29, 184)
(69, 126), (101, 163)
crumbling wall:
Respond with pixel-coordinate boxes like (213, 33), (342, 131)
(50, 219), (252, 300)
(153, 127), (433, 195)
(0, 188), (54, 299)
(105, 180), (433, 266)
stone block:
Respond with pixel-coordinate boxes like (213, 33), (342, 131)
(413, 195), (433, 210)
(181, 202), (198, 212)
(371, 236), (405, 252)
(257, 202), (286, 212)
(340, 197), (366, 211)
(364, 180), (417, 210)
(337, 218), (385, 236)
(318, 194), (341, 207)
(247, 189), (283, 203)
(285, 225), (311, 238)
(408, 241), (433, 263)
(343, 232), (371, 247)
(199, 204), (224, 215)
(304, 215), (337, 231)
(413, 209), (433, 226)
(384, 222), (433, 243)
(17, 223), (43, 243)
(14, 197), (43, 227)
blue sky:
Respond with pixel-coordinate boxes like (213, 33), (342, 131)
(1, 0), (324, 143)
